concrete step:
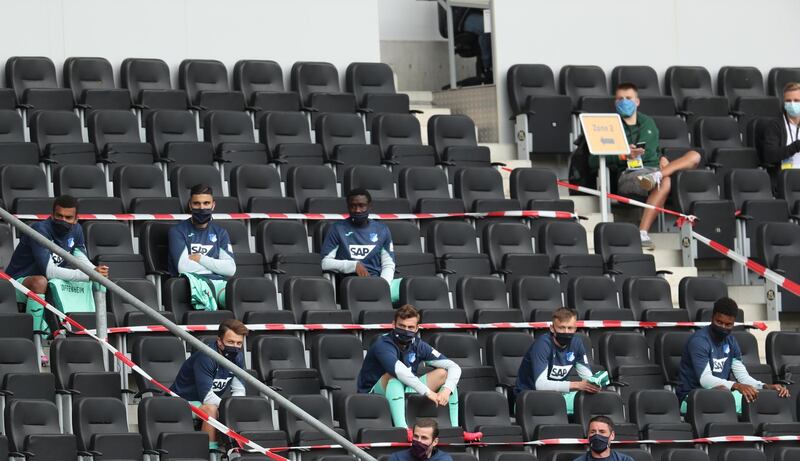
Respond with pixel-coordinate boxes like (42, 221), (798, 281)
(404, 91), (434, 107)
(571, 196), (600, 215)
(662, 266), (699, 303)
(414, 108), (451, 144)
(728, 284), (769, 305)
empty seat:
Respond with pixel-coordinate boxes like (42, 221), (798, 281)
(515, 390), (584, 443)
(342, 165), (410, 214)
(610, 65), (675, 115)
(6, 400), (75, 461)
(594, 222), (657, 284)
(54, 164), (124, 213)
(623, 277), (687, 322)
(73, 397), (143, 460)
(131, 336), (185, 395)
(179, 59), (245, 121)
(655, 331), (694, 387)
(398, 276), (451, 311)
(538, 219), (603, 277)
(757, 223), (800, 311)
(256, 221), (324, 290)
(0, 165), (53, 214)
(310, 335), (364, 420)
(252, 336), (320, 395)
(169, 164), (239, 211)
(219, 396), (287, 450)
(777, 169), (800, 215)
(725, 168), (789, 258)
(428, 115), (493, 181)
(718, 66), (780, 119)
(113, 164), (182, 214)
(121, 58), (188, 123)
(574, 391), (639, 440)
(461, 391), (523, 442)
(0, 337), (56, 402)
(693, 116), (760, 177)
(629, 389), (693, 439)
(89, 110), (155, 173)
(226, 277), (293, 324)
(283, 277), (348, 323)
(291, 61), (356, 122)
(371, 113), (437, 172)
(147, 110), (215, 169)
(0, 110), (40, 166)
(260, 111), (325, 175)
(138, 396), (209, 460)
(599, 332), (663, 402)
(30, 111), (96, 167)
(316, 113), (381, 178)
(107, 279), (169, 328)
(486, 331), (534, 392)
(346, 62), (410, 125)
(286, 165), (344, 213)
(509, 167), (574, 212)
(456, 275), (521, 323)
(229, 164), (296, 213)
(673, 170), (737, 261)
(204, 110), (269, 178)
(665, 66), (730, 120)
(766, 331), (800, 387)
(651, 115), (702, 162)
(686, 389), (754, 461)
(63, 57), (131, 115)
(233, 59), (300, 120)
(6, 56), (74, 117)
(279, 394), (347, 446)
(567, 276), (629, 320)
(340, 277), (394, 323)
(506, 64), (572, 157)
(214, 219), (265, 277)
(559, 65), (614, 113)
(427, 220), (492, 287)
(455, 167), (518, 213)
(83, 220), (145, 279)
(743, 389), (800, 435)
(661, 449), (711, 461)
(483, 222), (550, 286)
(399, 166), (464, 213)
(678, 276), (729, 321)
(340, 393), (408, 443)
(431, 333), (496, 392)
(140, 220), (174, 277)
(510, 276), (562, 322)
(383, 221), (436, 277)
(730, 331), (772, 385)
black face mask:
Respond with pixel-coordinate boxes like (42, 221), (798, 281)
(553, 332), (574, 348)
(393, 327), (416, 345)
(52, 218), (73, 237)
(191, 208), (213, 225)
(710, 323), (732, 341)
(349, 210), (369, 226)
(588, 434), (609, 453)
(221, 345), (241, 361)
(409, 440), (430, 460)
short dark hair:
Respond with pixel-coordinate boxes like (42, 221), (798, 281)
(218, 319), (248, 338)
(588, 415), (615, 433)
(713, 297), (739, 318)
(53, 195), (78, 213)
(395, 304), (421, 322)
(615, 82), (639, 93)
(190, 183), (214, 197)
(553, 307), (577, 323)
(414, 418), (439, 439)
(346, 188), (372, 203)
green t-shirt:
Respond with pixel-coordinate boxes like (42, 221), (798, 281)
(588, 112), (660, 172)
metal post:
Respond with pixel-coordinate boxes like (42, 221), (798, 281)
(440, 0), (458, 90)
(0, 207), (377, 461)
(93, 286), (109, 370)
(598, 156), (610, 222)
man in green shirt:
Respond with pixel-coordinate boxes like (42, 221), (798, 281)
(590, 83), (701, 249)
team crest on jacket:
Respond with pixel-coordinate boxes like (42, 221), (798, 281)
(67, 237), (74, 248)
(209, 233), (218, 243)
(369, 233), (378, 242)
(566, 351), (575, 362)
(723, 344), (730, 354)
(408, 352), (416, 363)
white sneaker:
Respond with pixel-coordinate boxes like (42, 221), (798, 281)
(638, 171), (663, 192)
(640, 230), (655, 250)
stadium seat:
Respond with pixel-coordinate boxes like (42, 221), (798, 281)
(693, 116), (761, 179)
(339, 393), (408, 443)
(340, 276), (394, 323)
(559, 65), (614, 113)
(506, 64), (573, 157)
(772, 447), (800, 461)
(0, 165), (53, 214)
(342, 165), (411, 214)
(316, 113), (381, 178)
(538, 220), (604, 290)
(725, 168), (789, 258)
(629, 389), (693, 439)
(371, 113), (437, 175)
(623, 276), (687, 322)
(398, 166), (465, 213)
(541, 452), (585, 461)
(679, 276), (737, 322)
(461, 390), (523, 444)
(717, 66), (781, 133)
(765, 331), (800, 392)
(63, 57), (131, 120)
(510, 276), (562, 322)
(686, 389), (755, 460)
(169, 164), (240, 212)
(455, 167), (518, 212)
(428, 115), (494, 181)
(6, 400), (75, 461)
(30, 111), (97, 167)
(257, 220), (324, 290)
(404, 393), (466, 444)
(610, 65), (676, 115)
(427, 220), (492, 288)
(233, 59), (300, 121)
(346, 62), (410, 126)
(594, 222), (659, 287)
(0, 226), (12, 271)
(73, 397), (143, 460)
(83, 220), (145, 280)
(140, 221), (175, 283)
(0, 89), (15, 110)
(515, 390), (584, 458)
(54, 164), (123, 213)
(431, 333), (496, 392)
(229, 163), (296, 213)
(0, 337), (56, 402)
(673, 170), (737, 261)
(767, 67), (800, 96)
(227, 277), (293, 324)
(397, 276), (451, 311)
(252, 335), (320, 395)
(777, 169), (800, 215)
(456, 275), (521, 323)
(113, 164), (182, 214)
(291, 61), (357, 122)
(121, 58), (189, 125)
(310, 334), (364, 420)
(730, 330), (772, 385)
(147, 110), (215, 170)
(179, 59), (246, 123)
(567, 276), (629, 320)
(599, 332), (663, 402)
(0, 110), (40, 166)
(665, 66), (730, 122)
(756, 222), (800, 311)
(138, 396), (209, 460)
(213, 219), (265, 277)
(107, 279), (172, 330)
(260, 111), (325, 176)
(286, 165), (345, 213)
(163, 278), (235, 334)
(204, 110), (269, 179)
(6, 56), (75, 119)
(508, 167), (574, 213)
(131, 336), (185, 395)
(486, 331), (534, 393)
(574, 391), (639, 440)
(283, 276), (348, 323)
(655, 330), (693, 387)
(89, 110), (155, 174)
(651, 115), (704, 163)
(743, 389), (800, 436)
(661, 449), (710, 461)
(483, 222), (550, 287)
(219, 396), (287, 451)
(279, 394), (348, 446)
(383, 221), (437, 277)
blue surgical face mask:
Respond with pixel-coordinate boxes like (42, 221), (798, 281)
(616, 98), (637, 118)
(785, 101), (800, 118)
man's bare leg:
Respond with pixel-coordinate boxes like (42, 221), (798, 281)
(200, 404), (219, 443)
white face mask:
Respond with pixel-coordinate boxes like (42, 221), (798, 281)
(785, 101), (800, 118)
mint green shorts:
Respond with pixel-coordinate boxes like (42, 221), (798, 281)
(15, 277), (27, 303)
(370, 374), (429, 395)
(681, 390), (743, 414)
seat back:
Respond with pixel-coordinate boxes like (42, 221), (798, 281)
(291, 61), (342, 107)
(341, 277), (393, 322)
(283, 277), (335, 322)
(652, 116), (692, 149)
(622, 277), (673, 319)
(73, 397), (132, 451)
(559, 65), (608, 107)
(140, 221), (174, 275)
(744, 389), (794, 427)
(611, 66), (662, 96)
(343, 165), (396, 199)
(108, 279), (159, 326)
(757, 222), (800, 268)
(31, 110), (84, 148)
(656, 331), (695, 384)
(169, 165), (225, 206)
(371, 113), (423, 154)
(399, 166), (453, 206)
(718, 66), (766, 106)
(567, 276), (620, 317)
(233, 60), (285, 101)
(131, 337), (185, 392)
(538, 220), (588, 262)
(113, 164), (171, 211)
(454, 167), (505, 210)
(341, 393), (398, 441)
(0, 110), (26, 143)
(147, 109), (200, 154)
(665, 66), (714, 105)
(456, 276), (510, 320)
(506, 64), (558, 115)
(428, 220), (479, 257)
(84, 220), (134, 257)
(261, 111), (313, 152)
(228, 164), (284, 211)
(768, 67), (800, 96)
(279, 394), (336, 443)
(487, 332), (534, 388)
(286, 165), (339, 211)
(316, 113), (367, 157)
(54, 165), (107, 198)
(311, 334), (363, 395)
(51, 338), (108, 390)
(483, 222), (535, 272)
(178, 59), (231, 104)
(678, 277), (729, 320)
(5, 399), (63, 453)
(121, 58), (174, 95)
(257, 220), (310, 260)
(0, 165), (50, 211)
(461, 390), (512, 431)
(345, 62), (397, 106)
(725, 168), (774, 209)
(594, 222), (644, 263)
(137, 396), (196, 449)
(431, 334), (483, 368)
(766, 331), (800, 379)
(694, 116), (744, 151)
(89, 110), (142, 150)
(226, 277), (279, 321)
(6, 56), (60, 100)
(205, 110), (256, 148)
(515, 390), (571, 440)
(510, 276), (562, 322)
(629, 389), (683, 431)
(574, 391), (627, 432)
(600, 332), (652, 372)
(777, 169), (800, 214)
(0, 337), (41, 380)
(686, 389), (741, 437)
(673, 170), (722, 214)
(63, 57), (118, 102)
(384, 221), (423, 253)
(509, 167), (561, 205)
(252, 335), (309, 381)
(398, 277), (450, 311)
(428, 114), (479, 159)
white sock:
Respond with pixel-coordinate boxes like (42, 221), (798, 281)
(640, 230), (649, 239)
(652, 171), (663, 182)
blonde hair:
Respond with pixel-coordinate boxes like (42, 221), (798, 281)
(783, 82), (800, 94)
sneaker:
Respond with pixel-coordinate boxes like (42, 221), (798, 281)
(638, 171), (662, 192)
(40, 354), (49, 367)
(640, 231), (656, 250)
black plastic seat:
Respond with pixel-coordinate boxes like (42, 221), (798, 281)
(340, 277), (394, 323)
(655, 331), (694, 387)
(610, 65), (675, 115)
(567, 276), (630, 321)
(757, 223), (800, 311)
(725, 168), (789, 258)
(665, 66), (730, 123)
(6, 56), (75, 119)
(229, 164), (296, 213)
(233, 59), (300, 122)
(219, 396), (287, 451)
(678, 276), (729, 321)
(73, 397), (143, 460)
(427, 220), (492, 288)
(661, 449), (711, 461)
(743, 389), (800, 436)
(461, 391), (523, 443)
(227, 277), (293, 324)
(84, 220), (145, 279)
(398, 276), (451, 311)
(131, 336), (186, 395)
(574, 391), (639, 440)
(310, 335), (364, 420)
(515, 390), (584, 449)
(730, 330), (772, 385)
(252, 335), (320, 395)
(213, 219), (264, 277)
(64, 57), (131, 117)
(340, 393), (408, 443)
(371, 113), (437, 175)
(121, 58), (189, 125)
(286, 165), (343, 213)
(599, 332), (663, 402)
(89, 110), (155, 174)
(291, 61), (357, 123)
(509, 167), (574, 215)
(455, 167), (518, 213)
(777, 169), (800, 215)
(147, 110), (215, 170)
(283, 277), (348, 323)
(0, 110), (40, 166)
(342, 165), (410, 214)
(673, 170), (736, 261)
(693, 116), (760, 179)
(113, 164), (182, 215)
(205, 110), (268, 179)
(138, 396), (209, 460)
(686, 389), (755, 460)
(428, 115), (493, 182)
(256, 220), (324, 291)
(766, 331), (800, 388)
(316, 113), (381, 179)
(629, 389), (693, 440)
(538, 220), (604, 290)
(54, 164), (123, 213)
(456, 275), (521, 323)
(431, 333), (496, 392)
(0, 337), (56, 402)
(718, 66), (780, 133)
(346, 62), (410, 126)
(260, 111), (325, 176)
(559, 65), (614, 113)
(510, 276), (562, 322)
(31, 111), (96, 167)
(486, 332), (534, 393)
(279, 394), (347, 446)
(179, 59), (246, 123)
(594, 222), (658, 285)
(483, 222), (550, 287)
(0, 165), (53, 214)
(399, 166), (464, 213)
(768, 67), (800, 96)
(623, 276), (687, 322)
(651, 115), (704, 162)
(107, 279), (172, 333)
(383, 221), (437, 277)
(6, 400), (75, 461)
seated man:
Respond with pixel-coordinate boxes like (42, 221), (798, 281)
(170, 319), (247, 449)
(321, 188), (396, 294)
(590, 82), (702, 249)
(676, 297), (789, 413)
(759, 82), (800, 180)
(357, 304), (461, 428)
(6, 194), (109, 339)
(389, 418), (453, 461)
(515, 307), (599, 413)
(573, 416), (633, 461)
(168, 184), (235, 310)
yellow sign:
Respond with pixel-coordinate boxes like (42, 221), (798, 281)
(579, 113), (631, 156)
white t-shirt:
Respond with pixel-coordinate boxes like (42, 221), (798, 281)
(784, 118), (800, 168)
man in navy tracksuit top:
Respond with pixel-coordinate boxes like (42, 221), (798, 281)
(572, 416), (633, 461)
(676, 297), (789, 413)
(389, 419), (453, 461)
(357, 305), (461, 428)
(515, 307), (599, 413)
(171, 319), (248, 449)
(321, 188), (396, 295)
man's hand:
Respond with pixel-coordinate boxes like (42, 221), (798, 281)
(95, 265), (109, 278)
(355, 262), (370, 277)
(570, 380), (600, 394)
(435, 387), (452, 406)
(426, 390), (440, 406)
(765, 383), (790, 398)
(628, 145), (645, 158)
(189, 253), (202, 263)
(732, 383), (759, 402)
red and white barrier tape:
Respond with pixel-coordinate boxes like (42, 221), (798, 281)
(0, 271), (289, 461)
(71, 320), (767, 336)
(13, 210), (577, 222)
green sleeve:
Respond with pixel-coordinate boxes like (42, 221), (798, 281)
(639, 116), (660, 168)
